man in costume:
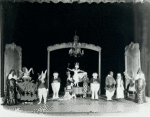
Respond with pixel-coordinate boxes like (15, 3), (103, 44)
(105, 71), (116, 101)
(90, 73), (100, 100)
(37, 70), (48, 104)
(51, 72), (61, 100)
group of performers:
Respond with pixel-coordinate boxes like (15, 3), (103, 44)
(1, 62), (146, 106)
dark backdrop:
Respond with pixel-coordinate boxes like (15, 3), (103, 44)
(2, 2), (134, 94)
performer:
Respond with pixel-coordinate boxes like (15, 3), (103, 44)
(67, 62), (84, 87)
(116, 73), (124, 100)
(105, 71), (116, 101)
(51, 72), (61, 100)
(59, 72), (76, 100)
(83, 72), (89, 98)
(90, 73), (100, 100)
(2, 69), (20, 105)
(134, 69), (146, 104)
(124, 71), (135, 98)
(66, 71), (74, 87)
(37, 70), (48, 104)
(21, 67), (34, 81)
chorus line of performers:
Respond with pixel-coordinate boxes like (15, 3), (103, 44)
(1, 63), (146, 106)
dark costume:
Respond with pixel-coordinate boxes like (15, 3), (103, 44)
(105, 75), (116, 100)
(2, 77), (17, 105)
(83, 76), (89, 98)
(135, 78), (146, 104)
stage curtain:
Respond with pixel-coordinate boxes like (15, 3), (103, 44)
(0, 0), (148, 3)
(133, 3), (150, 97)
(0, 5), (4, 97)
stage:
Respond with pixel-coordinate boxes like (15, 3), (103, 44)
(1, 95), (150, 117)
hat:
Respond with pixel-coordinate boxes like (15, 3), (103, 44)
(92, 73), (98, 77)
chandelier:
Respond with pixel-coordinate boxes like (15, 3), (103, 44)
(69, 32), (84, 57)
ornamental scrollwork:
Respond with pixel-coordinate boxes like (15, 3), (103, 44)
(125, 42), (140, 57)
(5, 43), (22, 59)
(47, 42), (101, 52)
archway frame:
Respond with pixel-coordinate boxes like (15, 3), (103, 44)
(47, 42), (101, 96)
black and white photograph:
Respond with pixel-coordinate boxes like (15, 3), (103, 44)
(0, 0), (150, 117)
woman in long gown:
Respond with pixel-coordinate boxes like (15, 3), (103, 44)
(116, 73), (124, 100)
(134, 69), (146, 104)
(2, 69), (20, 105)
(67, 62), (84, 87)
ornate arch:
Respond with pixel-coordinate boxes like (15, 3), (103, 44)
(47, 42), (101, 95)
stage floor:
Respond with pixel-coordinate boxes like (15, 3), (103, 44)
(1, 95), (150, 117)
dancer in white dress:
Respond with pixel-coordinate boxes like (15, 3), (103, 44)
(67, 62), (84, 87)
(116, 73), (124, 99)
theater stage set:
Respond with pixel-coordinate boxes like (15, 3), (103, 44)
(1, 0), (150, 116)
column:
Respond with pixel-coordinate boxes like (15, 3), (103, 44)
(0, 4), (4, 97)
(98, 50), (101, 95)
(47, 50), (50, 96)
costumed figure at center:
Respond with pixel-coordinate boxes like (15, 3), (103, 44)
(67, 62), (85, 87)
(51, 72), (61, 100)
(2, 69), (21, 105)
(105, 71), (116, 101)
(37, 70), (48, 104)
(116, 73), (124, 100)
(134, 68), (146, 104)
(83, 72), (89, 98)
(59, 71), (76, 100)
(90, 73), (100, 100)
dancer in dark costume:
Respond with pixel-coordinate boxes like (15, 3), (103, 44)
(2, 69), (20, 105)
(134, 69), (146, 104)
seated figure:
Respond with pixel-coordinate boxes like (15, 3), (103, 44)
(59, 71), (76, 100)
(16, 67), (37, 104)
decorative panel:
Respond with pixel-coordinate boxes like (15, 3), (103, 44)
(4, 43), (22, 92)
(124, 42), (141, 89)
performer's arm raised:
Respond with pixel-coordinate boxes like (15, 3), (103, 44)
(79, 69), (84, 73)
(28, 68), (34, 74)
(67, 68), (74, 72)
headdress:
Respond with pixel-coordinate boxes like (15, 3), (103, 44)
(92, 72), (98, 77)
(75, 62), (79, 66)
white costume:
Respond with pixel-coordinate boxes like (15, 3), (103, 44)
(51, 73), (61, 99)
(73, 70), (80, 83)
(37, 70), (48, 104)
(90, 73), (100, 100)
(116, 74), (124, 99)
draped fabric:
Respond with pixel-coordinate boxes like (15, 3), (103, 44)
(134, 3), (150, 97)
(0, 0), (148, 3)
(3, 78), (17, 105)
(134, 78), (146, 103)
(17, 81), (38, 101)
